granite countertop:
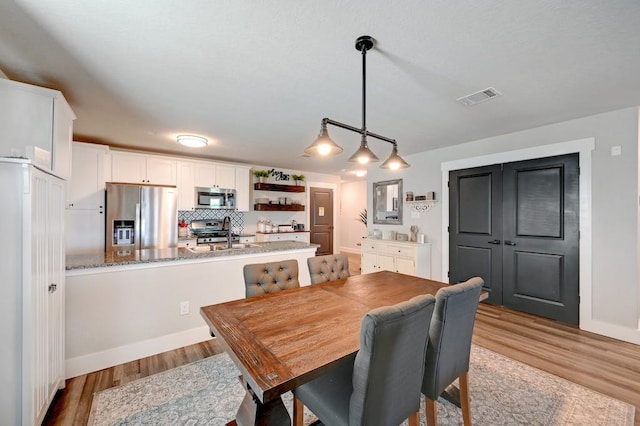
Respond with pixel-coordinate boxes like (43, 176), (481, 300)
(66, 241), (318, 270)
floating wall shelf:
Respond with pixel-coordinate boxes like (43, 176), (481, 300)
(254, 183), (305, 193)
(254, 204), (305, 211)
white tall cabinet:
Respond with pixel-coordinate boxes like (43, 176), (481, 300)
(0, 160), (66, 426)
(65, 142), (109, 254)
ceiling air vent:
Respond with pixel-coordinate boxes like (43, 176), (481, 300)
(457, 87), (501, 106)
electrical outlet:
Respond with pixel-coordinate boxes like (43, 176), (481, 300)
(179, 301), (189, 315)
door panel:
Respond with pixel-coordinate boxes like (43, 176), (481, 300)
(502, 154), (579, 324)
(310, 187), (334, 256)
(449, 165), (503, 304)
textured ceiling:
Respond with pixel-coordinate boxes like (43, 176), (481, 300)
(1, 0), (639, 180)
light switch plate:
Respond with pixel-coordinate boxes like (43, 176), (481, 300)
(611, 146), (622, 156)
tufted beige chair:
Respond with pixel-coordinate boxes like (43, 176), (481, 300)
(243, 260), (300, 298)
(307, 254), (350, 284)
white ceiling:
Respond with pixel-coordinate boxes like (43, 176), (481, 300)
(1, 1), (640, 180)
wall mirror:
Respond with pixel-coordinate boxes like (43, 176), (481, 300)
(373, 179), (402, 224)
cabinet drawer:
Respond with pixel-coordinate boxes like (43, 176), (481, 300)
(362, 241), (381, 252)
(386, 245), (416, 257)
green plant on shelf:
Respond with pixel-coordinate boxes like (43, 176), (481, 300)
(291, 174), (305, 185)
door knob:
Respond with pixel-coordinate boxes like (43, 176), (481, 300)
(504, 240), (516, 246)
(488, 239), (501, 245)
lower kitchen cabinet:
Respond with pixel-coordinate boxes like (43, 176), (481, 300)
(1, 160), (66, 425)
(65, 209), (105, 254)
(361, 238), (431, 278)
(255, 232), (310, 243)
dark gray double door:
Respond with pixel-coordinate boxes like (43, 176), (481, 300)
(449, 154), (580, 324)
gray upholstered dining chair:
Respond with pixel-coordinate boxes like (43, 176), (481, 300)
(292, 293), (436, 426)
(307, 253), (350, 284)
(243, 259), (300, 298)
(421, 277), (484, 426)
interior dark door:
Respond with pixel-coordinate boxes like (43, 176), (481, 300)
(449, 165), (503, 304)
(449, 154), (580, 324)
(502, 154), (579, 324)
(309, 187), (334, 256)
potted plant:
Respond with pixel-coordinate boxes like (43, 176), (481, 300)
(253, 169), (269, 183)
(359, 208), (367, 226)
(291, 174), (305, 186)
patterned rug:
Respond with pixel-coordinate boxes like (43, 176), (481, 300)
(88, 345), (635, 426)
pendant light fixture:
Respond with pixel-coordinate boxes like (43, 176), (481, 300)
(304, 35), (410, 169)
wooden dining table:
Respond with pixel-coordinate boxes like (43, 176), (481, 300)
(200, 270), (484, 426)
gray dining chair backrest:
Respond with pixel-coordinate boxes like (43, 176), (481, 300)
(243, 259), (300, 298)
(307, 254), (350, 284)
(293, 293), (436, 426)
(422, 277), (484, 398)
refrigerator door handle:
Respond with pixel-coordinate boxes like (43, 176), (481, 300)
(135, 202), (141, 250)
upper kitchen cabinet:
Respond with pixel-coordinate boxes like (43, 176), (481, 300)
(67, 142), (109, 210)
(0, 79), (75, 180)
(195, 162), (236, 189)
(235, 166), (250, 212)
(176, 160), (196, 210)
(111, 151), (177, 186)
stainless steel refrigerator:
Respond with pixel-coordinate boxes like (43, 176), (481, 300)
(105, 182), (178, 251)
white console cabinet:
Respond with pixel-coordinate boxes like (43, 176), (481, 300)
(361, 239), (431, 278)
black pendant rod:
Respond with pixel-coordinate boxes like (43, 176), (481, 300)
(361, 39), (367, 135)
(321, 36), (398, 147)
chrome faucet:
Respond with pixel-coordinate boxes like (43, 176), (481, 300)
(223, 216), (232, 248)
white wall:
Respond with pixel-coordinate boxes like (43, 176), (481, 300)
(368, 107), (640, 344)
(339, 180), (367, 253)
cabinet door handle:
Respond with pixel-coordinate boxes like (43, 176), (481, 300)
(504, 240), (516, 246)
(48, 283), (57, 293)
(488, 239), (501, 245)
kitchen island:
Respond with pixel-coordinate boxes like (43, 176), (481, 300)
(65, 241), (318, 378)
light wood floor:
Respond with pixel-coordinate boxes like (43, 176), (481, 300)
(44, 253), (639, 425)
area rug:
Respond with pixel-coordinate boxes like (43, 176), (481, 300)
(88, 345), (635, 426)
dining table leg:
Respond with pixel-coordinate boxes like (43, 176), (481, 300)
(228, 377), (291, 426)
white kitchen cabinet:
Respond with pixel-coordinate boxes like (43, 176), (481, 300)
(111, 151), (177, 185)
(1, 160), (66, 425)
(255, 232), (310, 243)
(0, 79), (75, 180)
(176, 161), (196, 210)
(239, 235), (256, 243)
(67, 142), (108, 210)
(65, 209), (105, 254)
(195, 162), (236, 189)
(361, 239), (431, 278)
(235, 167), (250, 211)
(65, 142), (108, 254)
(177, 238), (197, 248)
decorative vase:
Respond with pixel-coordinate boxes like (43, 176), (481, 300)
(258, 177), (266, 183)
(295, 180), (302, 186)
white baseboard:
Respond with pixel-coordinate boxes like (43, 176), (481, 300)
(339, 246), (361, 255)
(581, 319), (640, 345)
(65, 326), (213, 379)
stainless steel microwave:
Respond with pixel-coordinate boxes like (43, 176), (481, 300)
(195, 187), (236, 209)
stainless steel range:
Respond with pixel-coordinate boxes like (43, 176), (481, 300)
(190, 219), (239, 245)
